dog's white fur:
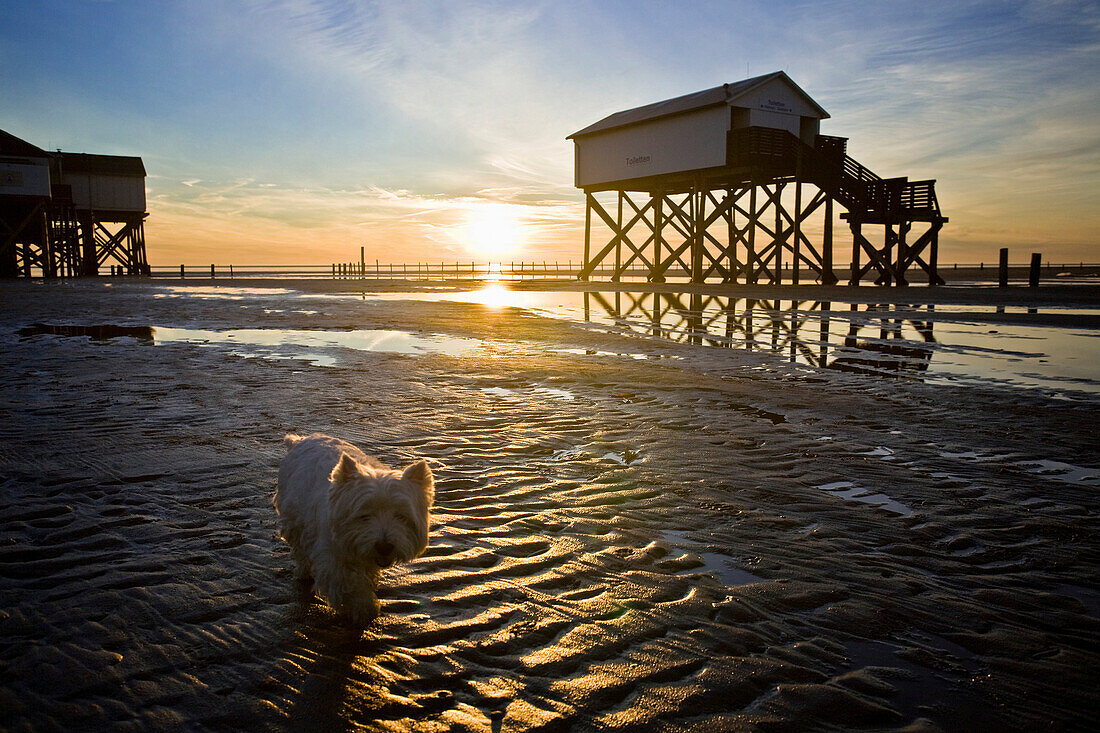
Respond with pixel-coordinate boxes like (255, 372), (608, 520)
(275, 433), (433, 624)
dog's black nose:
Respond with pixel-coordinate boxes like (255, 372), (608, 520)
(376, 540), (394, 557)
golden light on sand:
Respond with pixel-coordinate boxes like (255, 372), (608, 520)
(460, 204), (525, 259)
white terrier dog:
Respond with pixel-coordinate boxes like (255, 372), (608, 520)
(275, 433), (433, 624)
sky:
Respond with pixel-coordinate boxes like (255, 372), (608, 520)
(2, 0), (1098, 267)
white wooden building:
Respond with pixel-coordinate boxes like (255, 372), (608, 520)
(568, 71), (829, 190)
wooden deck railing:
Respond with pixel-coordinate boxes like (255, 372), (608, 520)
(726, 126), (943, 220)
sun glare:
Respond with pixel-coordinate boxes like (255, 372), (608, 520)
(461, 204), (524, 259)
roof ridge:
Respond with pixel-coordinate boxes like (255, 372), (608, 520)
(568, 71), (827, 139)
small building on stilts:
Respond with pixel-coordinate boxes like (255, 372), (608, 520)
(568, 72), (946, 286)
(1, 128), (148, 278)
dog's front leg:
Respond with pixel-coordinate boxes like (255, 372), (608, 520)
(342, 585), (380, 626)
(325, 565), (381, 625)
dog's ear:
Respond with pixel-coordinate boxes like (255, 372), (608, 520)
(402, 460), (434, 504)
(330, 453), (361, 484)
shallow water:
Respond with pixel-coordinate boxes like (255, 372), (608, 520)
(356, 286), (1100, 397)
(154, 326), (481, 364)
(16, 322), (482, 366)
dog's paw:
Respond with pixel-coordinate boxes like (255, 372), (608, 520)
(343, 606), (380, 627)
(340, 595), (381, 626)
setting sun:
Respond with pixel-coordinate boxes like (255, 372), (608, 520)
(460, 204), (525, 259)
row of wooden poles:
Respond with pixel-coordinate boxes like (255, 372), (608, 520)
(137, 252), (1091, 282)
(331, 261), (581, 279)
(167, 261), (603, 280)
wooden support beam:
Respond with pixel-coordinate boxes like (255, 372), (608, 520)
(615, 191), (623, 281)
(653, 193), (664, 282)
(822, 196), (837, 285)
(581, 194), (591, 280)
(793, 179), (802, 285)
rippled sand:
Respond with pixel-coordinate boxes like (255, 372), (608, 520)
(2, 280), (1098, 731)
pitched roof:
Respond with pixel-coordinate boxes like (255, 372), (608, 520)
(0, 128), (50, 158)
(567, 71), (829, 139)
(59, 152), (146, 177)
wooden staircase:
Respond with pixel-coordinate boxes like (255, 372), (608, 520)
(728, 127), (947, 285)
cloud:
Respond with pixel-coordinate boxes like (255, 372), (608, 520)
(10, 0), (1097, 265)
(146, 173), (584, 265)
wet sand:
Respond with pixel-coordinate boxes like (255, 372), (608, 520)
(2, 279), (1098, 731)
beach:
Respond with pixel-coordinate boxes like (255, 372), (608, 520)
(1, 278), (1098, 731)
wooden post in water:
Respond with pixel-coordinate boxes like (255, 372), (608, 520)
(180, 264), (185, 279)
(998, 248), (1009, 287)
(360, 247), (365, 279)
(210, 264), (215, 279)
(1029, 253), (1041, 288)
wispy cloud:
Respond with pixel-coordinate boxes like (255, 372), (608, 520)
(147, 173), (582, 264)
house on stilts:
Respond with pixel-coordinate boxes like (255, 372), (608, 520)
(1, 128), (148, 278)
(568, 71), (946, 286)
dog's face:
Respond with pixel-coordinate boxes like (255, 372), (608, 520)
(328, 455), (433, 570)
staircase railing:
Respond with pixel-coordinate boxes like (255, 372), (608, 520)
(726, 126), (941, 220)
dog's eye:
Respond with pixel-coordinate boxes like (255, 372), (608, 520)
(397, 515), (417, 531)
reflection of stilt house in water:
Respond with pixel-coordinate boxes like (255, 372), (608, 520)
(1, 129), (148, 278)
(583, 290), (936, 377)
(569, 72), (947, 286)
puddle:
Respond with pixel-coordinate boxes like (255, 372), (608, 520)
(330, 284), (590, 314)
(481, 386), (577, 401)
(554, 348), (661, 361)
(661, 530), (764, 586)
(938, 450), (1100, 487)
(153, 286), (296, 299)
(18, 324), (155, 341)
(550, 445), (640, 465)
(816, 481), (913, 517)
(693, 552), (764, 585)
(840, 638), (999, 728)
(154, 327), (479, 363)
(1015, 458), (1100, 486)
(15, 323), (480, 365)
(861, 446), (897, 459)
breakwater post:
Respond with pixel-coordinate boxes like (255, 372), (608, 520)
(1029, 253), (1041, 288)
(999, 248), (1009, 287)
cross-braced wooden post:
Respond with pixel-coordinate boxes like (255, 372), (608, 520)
(580, 179), (841, 285)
